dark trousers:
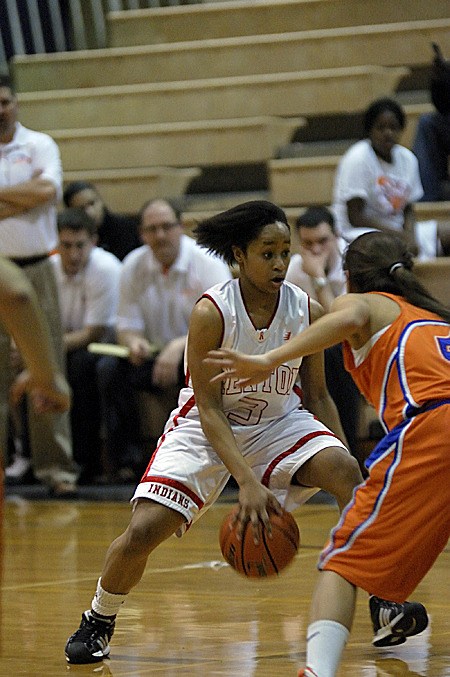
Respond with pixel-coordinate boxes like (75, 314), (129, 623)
(324, 343), (361, 458)
(96, 355), (184, 472)
(66, 348), (104, 481)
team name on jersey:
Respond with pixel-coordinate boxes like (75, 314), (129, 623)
(223, 363), (298, 396)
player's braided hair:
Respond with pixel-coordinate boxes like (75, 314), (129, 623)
(344, 231), (450, 323)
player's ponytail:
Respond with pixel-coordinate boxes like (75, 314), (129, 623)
(344, 232), (450, 323)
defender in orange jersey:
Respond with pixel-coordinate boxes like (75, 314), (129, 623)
(206, 231), (450, 677)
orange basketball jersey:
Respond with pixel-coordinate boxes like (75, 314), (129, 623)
(320, 293), (450, 600)
(343, 292), (450, 432)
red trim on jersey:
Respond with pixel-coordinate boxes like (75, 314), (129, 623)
(261, 430), (338, 486)
(184, 366), (191, 385)
(140, 475), (204, 510)
(139, 394), (198, 481)
(200, 293), (225, 345)
(173, 394), (196, 425)
(293, 383), (303, 401)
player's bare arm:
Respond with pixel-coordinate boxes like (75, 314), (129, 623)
(206, 293), (371, 384)
(0, 257), (70, 413)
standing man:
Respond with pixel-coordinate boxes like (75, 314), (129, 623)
(97, 198), (232, 480)
(52, 208), (122, 484)
(0, 73), (78, 496)
(286, 207), (362, 460)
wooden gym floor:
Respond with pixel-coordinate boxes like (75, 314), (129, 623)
(1, 493), (449, 676)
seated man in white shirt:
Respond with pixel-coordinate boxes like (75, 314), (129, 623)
(286, 206), (347, 311)
(52, 208), (122, 483)
(97, 198), (232, 481)
(286, 207), (362, 463)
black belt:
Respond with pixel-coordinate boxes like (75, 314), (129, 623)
(9, 253), (49, 267)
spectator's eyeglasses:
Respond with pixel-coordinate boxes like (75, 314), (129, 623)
(141, 222), (179, 236)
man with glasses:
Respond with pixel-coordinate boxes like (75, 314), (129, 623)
(97, 198), (231, 481)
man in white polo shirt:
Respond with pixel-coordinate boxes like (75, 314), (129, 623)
(0, 73), (78, 496)
(52, 208), (122, 484)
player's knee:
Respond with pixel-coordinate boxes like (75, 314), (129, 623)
(122, 520), (155, 559)
(325, 449), (362, 498)
(122, 500), (183, 559)
(336, 450), (361, 483)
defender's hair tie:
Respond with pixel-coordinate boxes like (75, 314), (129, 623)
(389, 262), (404, 275)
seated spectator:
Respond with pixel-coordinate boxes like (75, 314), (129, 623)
(51, 208), (122, 484)
(287, 206), (346, 309)
(286, 207), (361, 460)
(63, 181), (141, 261)
(333, 97), (423, 253)
(97, 198), (232, 481)
(413, 43), (450, 202)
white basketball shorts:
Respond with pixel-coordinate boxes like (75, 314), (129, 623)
(132, 407), (347, 534)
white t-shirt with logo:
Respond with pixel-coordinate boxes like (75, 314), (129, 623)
(0, 123), (62, 257)
(332, 139), (423, 241)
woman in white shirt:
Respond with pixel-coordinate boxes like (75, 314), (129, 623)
(333, 97), (423, 252)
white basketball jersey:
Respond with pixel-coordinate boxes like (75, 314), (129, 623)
(176, 278), (311, 426)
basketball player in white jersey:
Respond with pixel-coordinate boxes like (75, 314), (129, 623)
(65, 200), (362, 665)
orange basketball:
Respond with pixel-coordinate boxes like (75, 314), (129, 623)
(219, 504), (300, 577)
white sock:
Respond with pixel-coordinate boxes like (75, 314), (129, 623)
(305, 620), (349, 677)
(91, 578), (127, 619)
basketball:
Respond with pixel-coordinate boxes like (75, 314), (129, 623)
(219, 505), (300, 577)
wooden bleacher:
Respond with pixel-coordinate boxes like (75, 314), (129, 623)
(17, 65), (408, 131)
(181, 202), (450, 241)
(268, 107), (442, 205)
(12, 19), (450, 91)
(62, 167), (201, 212)
(414, 257), (450, 306)
(270, 155), (340, 206)
(49, 117), (305, 170)
(10, 0), (450, 213)
(106, 0), (450, 47)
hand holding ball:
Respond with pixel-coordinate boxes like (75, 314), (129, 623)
(219, 505), (300, 577)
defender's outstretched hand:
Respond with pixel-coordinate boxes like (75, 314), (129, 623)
(204, 348), (275, 386)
